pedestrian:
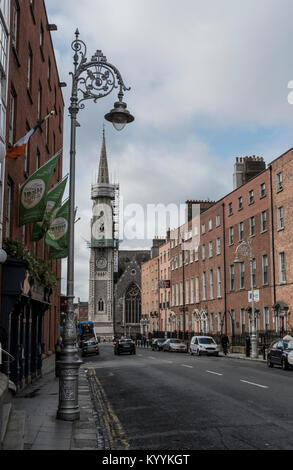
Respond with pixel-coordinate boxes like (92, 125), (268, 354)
(221, 333), (229, 355)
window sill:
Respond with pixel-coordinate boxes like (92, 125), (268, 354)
(248, 201), (254, 206)
(277, 227), (284, 232)
(12, 45), (21, 67)
(260, 194), (266, 199)
(27, 88), (33, 104)
(238, 206), (243, 211)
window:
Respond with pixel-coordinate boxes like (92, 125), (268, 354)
(27, 44), (33, 92)
(230, 310), (235, 336)
(190, 249), (193, 263)
(202, 244), (206, 261)
(208, 219), (212, 231)
(12, 1), (19, 50)
(98, 299), (104, 312)
(261, 211), (267, 232)
(229, 227), (234, 245)
(228, 202), (233, 216)
(276, 172), (283, 192)
(264, 307), (270, 331)
(209, 269), (214, 299)
(8, 87), (16, 145)
(249, 190), (254, 204)
(230, 265), (235, 291)
(239, 221), (244, 241)
(216, 237), (221, 255)
(277, 206), (284, 230)
(250, 216), (255, 236)
(239, 262), (245, 289)
(180, 282), (183, 305)
(195, 248), (199, 261)
(260, 183), (266, 198)
(216, 215), (220, 227)
(241, 309), (246, 334)
(201, 223), (206, 234)
(252, 258), (256, 287)
(179, 252), (182, 267)
(40, 22), (44, 57)
(36, 148), (41, 170)
(279, 252), (286, 284)
(37, 82), (42, 120)
(195, 277), (199, 303)
(209, 241), (213, 258)
(5, 177), (12, 237)
(24, 122), (30, 175)
(217, 267), (221, 298)
(238, 196), (243, 210)
(0, 17), (8, 72)
(48, 57), (51, 86)
(175, 284), (179, 306)
(262, 255), (268, 285)
(190, 279), (194, 304)
(217, 313), (222, 333)
(202, 272), (206, 300)
(185, 280), (189, 305)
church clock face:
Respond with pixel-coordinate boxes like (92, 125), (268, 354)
(96, 257), (107, 269)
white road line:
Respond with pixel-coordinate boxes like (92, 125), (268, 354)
(240, 380), (269, 389)
(206, 370), (223, 376)
(181, 364), (193, 368)
(148, 356), (156, 360)
(138, 354), (142, 357)
(162, 360), (173, 364)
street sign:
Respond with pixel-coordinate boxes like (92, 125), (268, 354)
(248, 290), (259, 303)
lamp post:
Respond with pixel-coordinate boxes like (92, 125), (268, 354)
(234, 240), (258, 359)
(57, 30), (134, 421)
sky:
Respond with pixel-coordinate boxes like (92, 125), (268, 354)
(46, 0), (293, 301)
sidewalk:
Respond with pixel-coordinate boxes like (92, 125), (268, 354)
(4, 364), (100, 450)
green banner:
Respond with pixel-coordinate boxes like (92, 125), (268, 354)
(49, 244), (68, 260)
(19, 150), (61, 226)
(32, 176), (68, 242)
(45, 199), (69, 250)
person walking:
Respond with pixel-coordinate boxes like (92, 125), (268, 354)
(221, 333), (229, 356)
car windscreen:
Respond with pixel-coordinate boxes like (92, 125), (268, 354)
(119, 339), (132, 343)
(198, 338), (215, 344)
(86, 342), (96, 346)
(284, 341), (293, 350)
(170, 340), (181, 343)
(157, 339), (166, 343)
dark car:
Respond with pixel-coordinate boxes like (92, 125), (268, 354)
(114, 338), (136, 355)
(82, 340), (99, 357)
(267, 339), (293, 370)
(152, 338), (166, 351)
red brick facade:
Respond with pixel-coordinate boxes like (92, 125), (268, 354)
(146, 150), (293, 339)
(2, 0), (64, 361)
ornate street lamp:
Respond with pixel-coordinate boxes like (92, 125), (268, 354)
(234, 240), (258, 359)
(57, 30), (134, 421)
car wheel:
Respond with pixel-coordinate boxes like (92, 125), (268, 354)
(197, 349), (201, 356)
(267, 356), (273, 368)
(282, 357), (289, 370)
(190, 349), (193, 356)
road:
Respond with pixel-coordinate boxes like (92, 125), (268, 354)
(83, 343), (293, 450)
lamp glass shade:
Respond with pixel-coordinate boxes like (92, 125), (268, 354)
(111, 113), (127, 131)
(0, 248), (7, 264)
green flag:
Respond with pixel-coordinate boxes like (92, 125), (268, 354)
(49, 244), (68, 260)
(45, 199), (69, 250)
(31, 176), (68, 242)
(19, 150), (61, 226)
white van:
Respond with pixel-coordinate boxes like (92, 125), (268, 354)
(190, 336), (219, 356)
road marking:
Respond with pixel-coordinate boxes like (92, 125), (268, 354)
(206, 370), (223, 376)
(148, 356), (156, 360)
(138, 354), (142, 357)
(181, 364), (193, 368)
(240, 380), (269, 389)
(162, 360), (173, 364)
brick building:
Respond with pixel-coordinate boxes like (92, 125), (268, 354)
(158, 239), (171, 332)
(141, 255), (159, 334)
(0, 0), (64, 389)
(158, 151), (293, 341)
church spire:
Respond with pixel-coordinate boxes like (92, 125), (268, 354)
(98, 127), (109, 184)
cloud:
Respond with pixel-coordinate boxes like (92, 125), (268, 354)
(47, 0), (293, 300)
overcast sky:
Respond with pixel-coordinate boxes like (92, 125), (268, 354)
(46, 0), (293, 301)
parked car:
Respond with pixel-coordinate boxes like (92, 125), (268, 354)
(82, 340), (99, 357)
(190, 336), (219, 356)
(114, 338), (136, 355)
(267, 339), (293, 370)
(163, 339), (187, 353)
(152, 338), (166, 351)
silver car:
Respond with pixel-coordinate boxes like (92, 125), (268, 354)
(163, 339), (187, 353)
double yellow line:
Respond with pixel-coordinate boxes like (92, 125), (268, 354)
(88, 367), (130, 450)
